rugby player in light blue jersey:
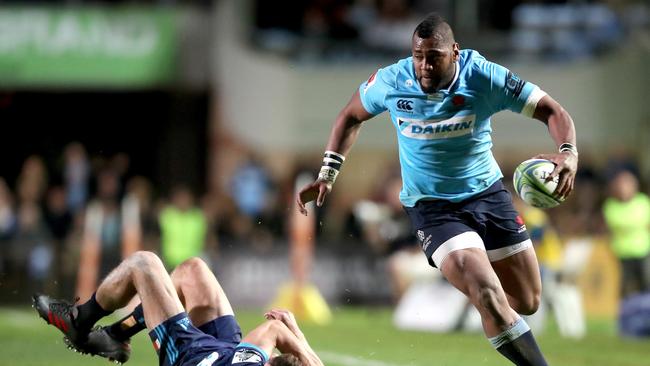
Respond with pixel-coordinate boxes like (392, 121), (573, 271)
(298, 13), (578, 366)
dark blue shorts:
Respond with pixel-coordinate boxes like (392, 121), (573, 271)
(404, 180), (531, 268)
(149, 313), (242, 366)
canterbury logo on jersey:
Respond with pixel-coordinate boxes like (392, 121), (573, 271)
(396, 99), (413, 111)
(398, 114), (475, 139)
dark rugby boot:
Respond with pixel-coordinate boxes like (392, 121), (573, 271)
(32, 294), (89, 347)
(64, 326), (131, 364)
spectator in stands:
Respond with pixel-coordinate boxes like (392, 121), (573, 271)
(348, 170), (434, 302)
(76, 167), (124, 300)
(63, 142), (90, 216)
(159, 184), (208, 269)
(43, 185), (73, 296)
(6, 155), (52, 296)
(121, 176), (158, 255)
(602, 169), (650, 299)
(0, 177), (17, 274)
(227, 153), (283, 250)
(359, 0), (420, 54)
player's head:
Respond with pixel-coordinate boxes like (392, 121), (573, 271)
(411, 13), (459, 93)
(608, 169), (639, 201)
(267, 353), (303, 366)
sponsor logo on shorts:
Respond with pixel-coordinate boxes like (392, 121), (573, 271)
(417, 230), (433, 252)
(517, 224), (527, 233)
(176, 316), (190, 330)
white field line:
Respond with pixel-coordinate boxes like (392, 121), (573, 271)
(317, 350), (421, 366)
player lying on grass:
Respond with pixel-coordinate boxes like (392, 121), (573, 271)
(33, 251), (323, 366)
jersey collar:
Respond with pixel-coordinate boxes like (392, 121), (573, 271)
(438, 61), (460, 93)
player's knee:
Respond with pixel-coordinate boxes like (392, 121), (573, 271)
(514, 292), (541, 315)
(130, 251), (166, 275)
(173, 257), (208, 279)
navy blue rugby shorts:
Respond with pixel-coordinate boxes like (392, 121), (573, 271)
(404, 180), (531, 268)
(149, 312), (242, 366)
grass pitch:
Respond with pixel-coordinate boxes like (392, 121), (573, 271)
(1, 306), (648, 366)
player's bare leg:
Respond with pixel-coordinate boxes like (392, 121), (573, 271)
(98, 256), (235, 346)
(94, 251), (184, 329)
(491, 246), (542, 315)
(441, 247), (548, 365)
(170, 257), (234, 326)
(33, 251), (183, 363)
(440, 248), (518, 336)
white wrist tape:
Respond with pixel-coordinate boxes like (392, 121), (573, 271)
(318, 166), (339, 185)
(319, 151), (345, 185)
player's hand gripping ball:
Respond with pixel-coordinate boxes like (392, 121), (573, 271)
(513, 159), (565, 209)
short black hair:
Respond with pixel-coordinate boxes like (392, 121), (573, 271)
(413, 13), (455, 44)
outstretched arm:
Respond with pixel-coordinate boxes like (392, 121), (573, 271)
(242, 317), (323, 366)
(296, 90), (374, 215)
(532, 95), (578, 199)
(264, 309), (323, 366)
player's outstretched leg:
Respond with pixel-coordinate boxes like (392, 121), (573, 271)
(441, 247), (548, 366)
(34, 251), (183, 364)
(93, 256), (235, 348)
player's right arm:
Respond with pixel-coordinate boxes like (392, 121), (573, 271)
(264, 309), (323, 366)
(296, 67), (395, 215)
(242, 317), (323, 366)
(296, 89), (374, 215)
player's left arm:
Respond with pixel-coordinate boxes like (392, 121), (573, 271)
(531, 95), (578, 199)
(478, 57), (578, 199)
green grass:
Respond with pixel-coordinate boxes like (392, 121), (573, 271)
(1, 306), (648, 366)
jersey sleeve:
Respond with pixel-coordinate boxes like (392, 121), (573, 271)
(358, 67), (394, 115)
(230, 343), (269, 366)
(473, 59), (547, 117)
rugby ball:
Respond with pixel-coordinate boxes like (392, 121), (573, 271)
(513, 159), (564, 209)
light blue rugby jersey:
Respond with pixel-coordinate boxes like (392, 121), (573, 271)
(358, 49), (546, 207)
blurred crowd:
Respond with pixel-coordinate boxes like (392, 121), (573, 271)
(0, 142), (291, 302)
(1, 141), (648, 319)
(252, 0), (649, 62)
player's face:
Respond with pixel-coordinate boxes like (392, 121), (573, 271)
(412, 35), (459, 93)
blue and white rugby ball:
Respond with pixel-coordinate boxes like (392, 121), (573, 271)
(513, 159), (564, 209)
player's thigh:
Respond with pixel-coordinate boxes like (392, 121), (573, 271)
(491, 246), (542, 307)
(172, 257), (234, 326)
(131, 252), (185, 329)
(440, 246), (498, 296)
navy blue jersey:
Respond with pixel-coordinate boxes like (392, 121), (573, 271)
(150, 313), (269, 366)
